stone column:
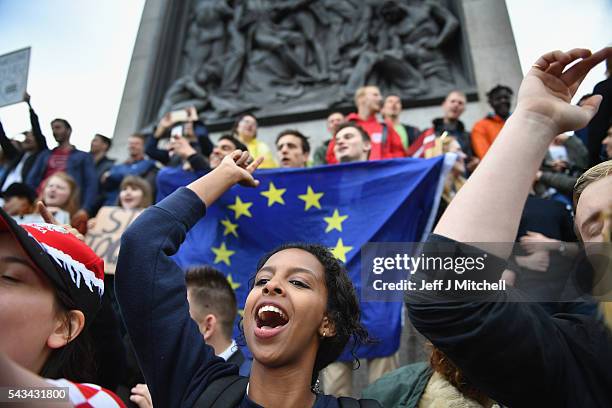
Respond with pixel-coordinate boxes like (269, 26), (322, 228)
(110, 0), (168, 160)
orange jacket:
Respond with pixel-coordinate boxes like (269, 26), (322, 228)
(471, 114), (506, 159)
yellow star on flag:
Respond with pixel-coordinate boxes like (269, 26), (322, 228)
(260, 182), (286, 207)
(211, 242), (235, 266)
(226, 274), (241, 290)
(228, 196), (253, 219)
(330, 238), (353, 263)
(298, 185), (324, 211)
(324, 209), (349, 233)
(220, 218), (239, 237)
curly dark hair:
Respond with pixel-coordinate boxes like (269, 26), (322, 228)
(429, 345), (490, 406)
(251, 242), (369, 386)
(486, 84), (513, 99)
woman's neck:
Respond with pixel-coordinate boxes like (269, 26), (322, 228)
(239, 133), (254, 143)
(247, 360), (316, 408)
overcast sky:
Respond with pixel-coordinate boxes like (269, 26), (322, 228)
(0, 0), (610, 151)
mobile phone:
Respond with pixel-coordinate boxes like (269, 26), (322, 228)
(169, 109), (189, 123)
(171, 125), (183, 139)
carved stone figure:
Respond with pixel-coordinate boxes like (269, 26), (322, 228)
(156, 0), (470, 123)
(390, 0), (460, 90)
(182, 0), (233, 75)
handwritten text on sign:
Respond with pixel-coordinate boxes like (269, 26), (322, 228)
(85, 207), (142, 275)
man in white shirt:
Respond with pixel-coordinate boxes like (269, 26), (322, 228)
(185, 265), (251, 375)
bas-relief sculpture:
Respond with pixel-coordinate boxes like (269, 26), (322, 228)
(157, 0), (471, 123)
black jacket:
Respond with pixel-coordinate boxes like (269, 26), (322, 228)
(0, 105), (49, 191)
(431, 117), (472, 157)
(588, 76), (612, 165)
(407, 234), (612, 407)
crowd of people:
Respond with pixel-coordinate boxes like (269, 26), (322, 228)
(0, 46), (610, 408)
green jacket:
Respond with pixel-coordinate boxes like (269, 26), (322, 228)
(361, 362), (432, 408)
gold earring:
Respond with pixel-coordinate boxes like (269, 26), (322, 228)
(322, 330), (326, 337)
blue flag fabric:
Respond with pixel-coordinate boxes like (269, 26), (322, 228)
(155, 166), (207, 203)
(164, 157), (447, 359)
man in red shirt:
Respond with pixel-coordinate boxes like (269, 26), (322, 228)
(27, 119), (98, 230)
(326, 86), (407, 164)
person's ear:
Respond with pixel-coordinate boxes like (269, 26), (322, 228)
(47, 310), (85, 349)
(203, 314), (217, 341)
(318, 315), (337, 338)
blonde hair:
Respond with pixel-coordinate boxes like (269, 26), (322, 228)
(38, 172), (80, 216)
(119, 176), (153, 209)
(424, 131), (456, 158)
(428, 134), (466, 203)
(354, 85), (379, 107)
(573, 160), (612, 207)
(444, 90), (467, 102)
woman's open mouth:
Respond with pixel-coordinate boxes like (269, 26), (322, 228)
(254, 303), (289, 339)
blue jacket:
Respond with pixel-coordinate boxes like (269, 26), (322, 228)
(27, 147), (98, 215)
(102, 159), (157, 206)
(115, 188), (347, 408)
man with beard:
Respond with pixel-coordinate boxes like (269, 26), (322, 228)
(471, 85), (513, 159)
(27, 118), (97, 231)
(421, 90), (479, 172)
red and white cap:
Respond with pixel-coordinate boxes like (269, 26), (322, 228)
(0, 208), (104, 324)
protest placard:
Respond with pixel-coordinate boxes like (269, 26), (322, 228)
(85, 207), (142, 275)
(0, 47), (31, 108)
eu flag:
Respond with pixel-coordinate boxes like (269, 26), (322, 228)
(167, 157), (447, 359)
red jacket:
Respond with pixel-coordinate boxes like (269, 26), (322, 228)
(326, 113), (407, 164)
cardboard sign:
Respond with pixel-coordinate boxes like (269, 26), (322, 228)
(0, 47), (31, 108)
(85, 207), (142, 275)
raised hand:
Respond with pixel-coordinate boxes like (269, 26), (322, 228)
(186, 106), (199, 122)
(219, 150), (264, 187)
(38, 202), (86, 241)
(168, 134), (196, 159)
(516, 47), (611, 135)
(187, 149), (264, 207)
(155, 113), (174, 138)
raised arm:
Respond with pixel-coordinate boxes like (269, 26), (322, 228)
(24, 93), (48, 151)
(144, 132), (170, 164)
(79, 154), (99, 216)
(0, 119), (19, 160)
(435, 48), (611, 256)
(408, 48), (612, 407)
(115, 151), (261, 407)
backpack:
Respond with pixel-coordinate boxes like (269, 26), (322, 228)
(193, 375), (381, 407)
